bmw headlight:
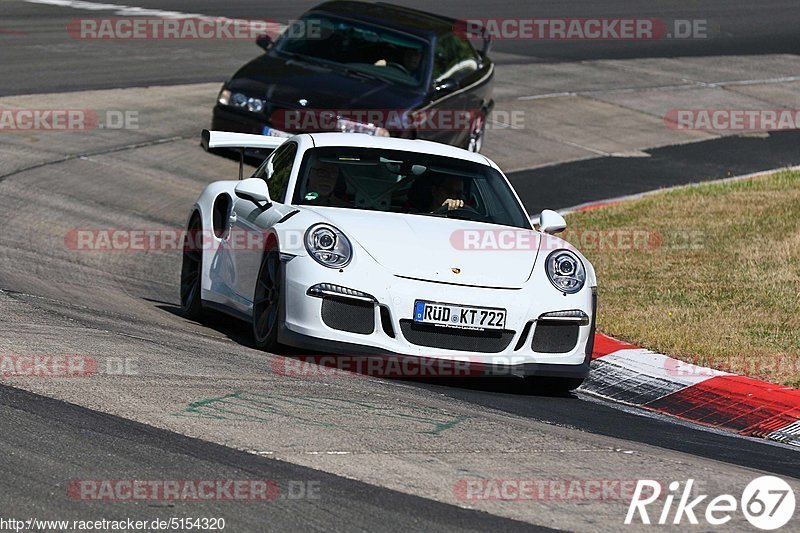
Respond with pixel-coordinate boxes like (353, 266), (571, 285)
(219, 89), (265, 114)
(231, 92), (247, 107)
(545, 250), (586, 294)
(336, 117), (389, 137)
(305, 224), (352, 268)
(246, 97), (264, 113)
(217, 88), (231, 105)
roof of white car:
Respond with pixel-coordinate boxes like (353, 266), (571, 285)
(306, 133), (493, 166)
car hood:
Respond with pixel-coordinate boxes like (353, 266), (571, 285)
(301, 207), (541, 289)
(228, 54), (426, 114)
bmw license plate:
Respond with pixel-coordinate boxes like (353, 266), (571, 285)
(413, 300), (506, 331)
(262, 126), (293, 138)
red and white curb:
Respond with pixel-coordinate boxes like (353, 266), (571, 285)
(583, 334), (800, 447)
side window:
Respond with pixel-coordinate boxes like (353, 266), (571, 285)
(433, 35), (479, 83)
(254, 142), (297, 203)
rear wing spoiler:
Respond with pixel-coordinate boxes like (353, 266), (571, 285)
(201, 129), (288, 151)
(201, 129), (288, 179)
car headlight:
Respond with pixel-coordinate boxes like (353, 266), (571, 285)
(336, 117), (389, 137)
(217, 88), (231, 105)
(545, 250), (586, 294)
(246, 97), (264, 113)
(220, 90), (265, 114)
(305, 224), (352, 268)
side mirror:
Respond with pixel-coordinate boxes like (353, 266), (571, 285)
(433, 78), (459, 95)
(235, 178), (271, 205)
(256, 34), (273, 51)
(539, 209), (567, 234)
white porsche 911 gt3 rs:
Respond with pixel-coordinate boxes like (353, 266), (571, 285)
(183, 130), (597, 391)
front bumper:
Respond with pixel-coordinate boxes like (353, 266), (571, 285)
(212, 105), (268, 135)
(278, 255), (596, 379)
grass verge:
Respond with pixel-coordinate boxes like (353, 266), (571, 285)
(565, 169), (800, 387)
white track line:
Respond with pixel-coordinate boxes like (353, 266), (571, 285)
(24, 0), (209, 18)
(23, 0), (287, 30)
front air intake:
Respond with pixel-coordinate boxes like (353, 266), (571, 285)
(321, 299), (375, 335)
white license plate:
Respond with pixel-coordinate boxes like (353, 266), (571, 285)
(413, 300), (506, 331)
(262, 126), (293, 138)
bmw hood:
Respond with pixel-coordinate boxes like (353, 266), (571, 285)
(304, 208), (541, 289)
(228, 54), (424, 115)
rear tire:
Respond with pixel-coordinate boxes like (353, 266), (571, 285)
(180, 214), (204, 320)
(252, 247), (282, 351)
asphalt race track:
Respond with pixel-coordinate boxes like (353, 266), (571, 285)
(510, 130), (800, 214)
(1, 0), (799, 531)
(3, 0), (800, 95)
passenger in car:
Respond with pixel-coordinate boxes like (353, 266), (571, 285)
(306, 161), (351, 207)
(402, 47), (423, 79)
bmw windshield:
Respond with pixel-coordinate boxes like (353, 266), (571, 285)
(273, 14), (430, 88)
(291, 147), (532, 229)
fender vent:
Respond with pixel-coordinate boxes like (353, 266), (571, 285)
(379, 306), (395, 338)
(514, 321), (534, 351)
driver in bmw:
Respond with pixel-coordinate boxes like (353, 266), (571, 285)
(374, 47), (424, 80)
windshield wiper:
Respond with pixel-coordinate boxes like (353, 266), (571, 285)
(279, 50), (385, 83)
(338, 66), (385, 83)
(279, 50), (334, 70)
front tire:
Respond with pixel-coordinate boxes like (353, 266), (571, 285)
(525, 376), (584, 395)
(252, 248), (282, 351)
(180, 214), (204, 320)
(466, 112), (486, 153)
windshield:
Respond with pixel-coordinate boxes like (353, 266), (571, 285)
(291, 147), (532, 229)
(273, 14), (430, 88)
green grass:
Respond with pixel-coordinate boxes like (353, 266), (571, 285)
(566, 169), (800, 387)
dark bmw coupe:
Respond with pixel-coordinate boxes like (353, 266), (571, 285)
(210, 1), (494, 152)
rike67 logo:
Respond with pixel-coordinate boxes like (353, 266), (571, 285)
(626, 476), (795, 529)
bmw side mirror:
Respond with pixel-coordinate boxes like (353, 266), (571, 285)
(539, 209), (567, 234)
(235, 178), (272, 206)
(256, 34), (273, 51)
(433, 78), (459, 95)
